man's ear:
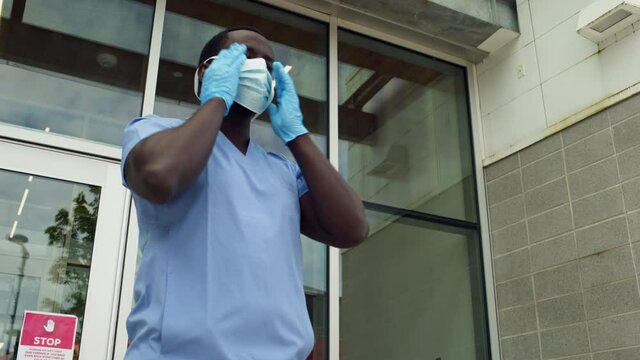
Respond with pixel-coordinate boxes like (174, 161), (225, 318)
(197, 64), (207, 82)
(196, 64), (207, 97)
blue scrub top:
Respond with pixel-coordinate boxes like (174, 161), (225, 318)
(121, 115), (314, 360)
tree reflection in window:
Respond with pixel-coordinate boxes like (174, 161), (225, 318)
(42, 186), (100, 359)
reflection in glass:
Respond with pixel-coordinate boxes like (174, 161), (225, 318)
(0, 170), (100, 360)
(337, 30), (487, 359)
(153, 1), (329, 358)
(0, 0), (154, 146)
(337, 30), (477, 222)
(340, 211), (488, 360)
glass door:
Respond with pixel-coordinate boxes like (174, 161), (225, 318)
(0, 139), (128, 360)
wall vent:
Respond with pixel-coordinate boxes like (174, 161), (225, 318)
(578, 0), (640, 43)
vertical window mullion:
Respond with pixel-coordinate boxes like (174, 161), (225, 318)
(140, 0), (166, 116)
(327, 15), (341, 360)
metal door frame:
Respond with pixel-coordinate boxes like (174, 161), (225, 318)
(0, 139), (129, 359)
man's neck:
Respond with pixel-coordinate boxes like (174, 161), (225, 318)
(220, 117), (252, 154)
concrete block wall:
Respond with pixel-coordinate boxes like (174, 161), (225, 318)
(485, 93), (640, 359)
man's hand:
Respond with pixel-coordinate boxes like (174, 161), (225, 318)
(200, 43), (247, 114)
(268, 62), (309, 144)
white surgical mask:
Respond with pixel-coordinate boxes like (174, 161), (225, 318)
(194, 56), (275, 119)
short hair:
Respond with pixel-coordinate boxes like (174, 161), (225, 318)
(198, 26), (263, 65)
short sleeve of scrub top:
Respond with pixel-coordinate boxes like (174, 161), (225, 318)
(268, 152), (309, 198)
(121, 114), (184, 188)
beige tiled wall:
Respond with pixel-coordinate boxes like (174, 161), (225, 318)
(479, 0), (640, 159)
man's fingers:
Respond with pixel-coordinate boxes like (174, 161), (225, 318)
(273, 62), (288, 86)
(228, 42), (247, 55)
(216, 43), (247, 64)
(232, 53), (247, 69)
(268, 103), (278, 116)
(273, 62), (296, 96)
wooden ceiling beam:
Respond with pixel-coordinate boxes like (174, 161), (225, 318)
(10, 0), (26, 22)
(342, 73), (393, 110)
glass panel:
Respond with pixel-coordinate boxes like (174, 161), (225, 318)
(340, 210), (489, 359)
(0, 0), (155, 146)
(153, 1), (329, 357)
(0, 170), (100, 360)
(337, 29), (477, 222)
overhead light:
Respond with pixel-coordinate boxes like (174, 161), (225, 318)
(578, 0), (640, 43)
(96, 53), (118, 68)
(17, 189), (29, 216)
(9, 220), (17, 239)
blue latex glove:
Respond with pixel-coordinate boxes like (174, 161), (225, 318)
(200, 43), (247, 114)
(268, 62), (309, 144)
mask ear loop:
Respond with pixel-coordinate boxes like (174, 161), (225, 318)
(193, 56), (217, 101)
(193, 69), (201, 101)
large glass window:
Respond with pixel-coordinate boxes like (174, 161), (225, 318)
(338, 30), (488, 359)
(337, 30), (476, 222)
(0, 170), (100, 360)
(153, 1), (329, 358)
(0, 0), (154, 146)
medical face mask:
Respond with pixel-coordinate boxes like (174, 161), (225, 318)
(194, 56), (275, 119)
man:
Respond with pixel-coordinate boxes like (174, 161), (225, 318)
(121, 27), (368, 359)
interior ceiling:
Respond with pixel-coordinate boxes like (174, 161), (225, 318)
(1, 0), (445, 143)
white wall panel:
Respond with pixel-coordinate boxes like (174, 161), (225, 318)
(483, 86), (547, 155)
(529, 0), (596, 37)
(542, 55), (606, 126)
(477, 0), (534, 76)
(602, 27), (640, 95)
(478, 0), (640, 162)
(478, 42), (540, 115)
(536, 13), (597, 82)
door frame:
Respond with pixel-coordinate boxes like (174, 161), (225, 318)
(112, 202), (136, 360)
(0, 139), (129, 359)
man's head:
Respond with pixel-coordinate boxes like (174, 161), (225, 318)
(198, 26), (274, 72)
(197, 27), (275, 120)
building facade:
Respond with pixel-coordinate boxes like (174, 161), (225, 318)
(1, 0), (638, 359)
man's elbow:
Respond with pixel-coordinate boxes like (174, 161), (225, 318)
(137, 165), (176, 204)
(335, 221), (369, 249)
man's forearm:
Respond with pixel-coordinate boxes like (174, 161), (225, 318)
(288, 135), (368, 246)
(126, 98), (226, 203)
